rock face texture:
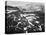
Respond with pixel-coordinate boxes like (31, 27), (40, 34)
(5, 1), (45, 34)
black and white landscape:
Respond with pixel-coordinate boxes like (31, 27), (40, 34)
(5, 1), (45, 34)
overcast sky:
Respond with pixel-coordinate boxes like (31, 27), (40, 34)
(6, 1), (44, 12)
